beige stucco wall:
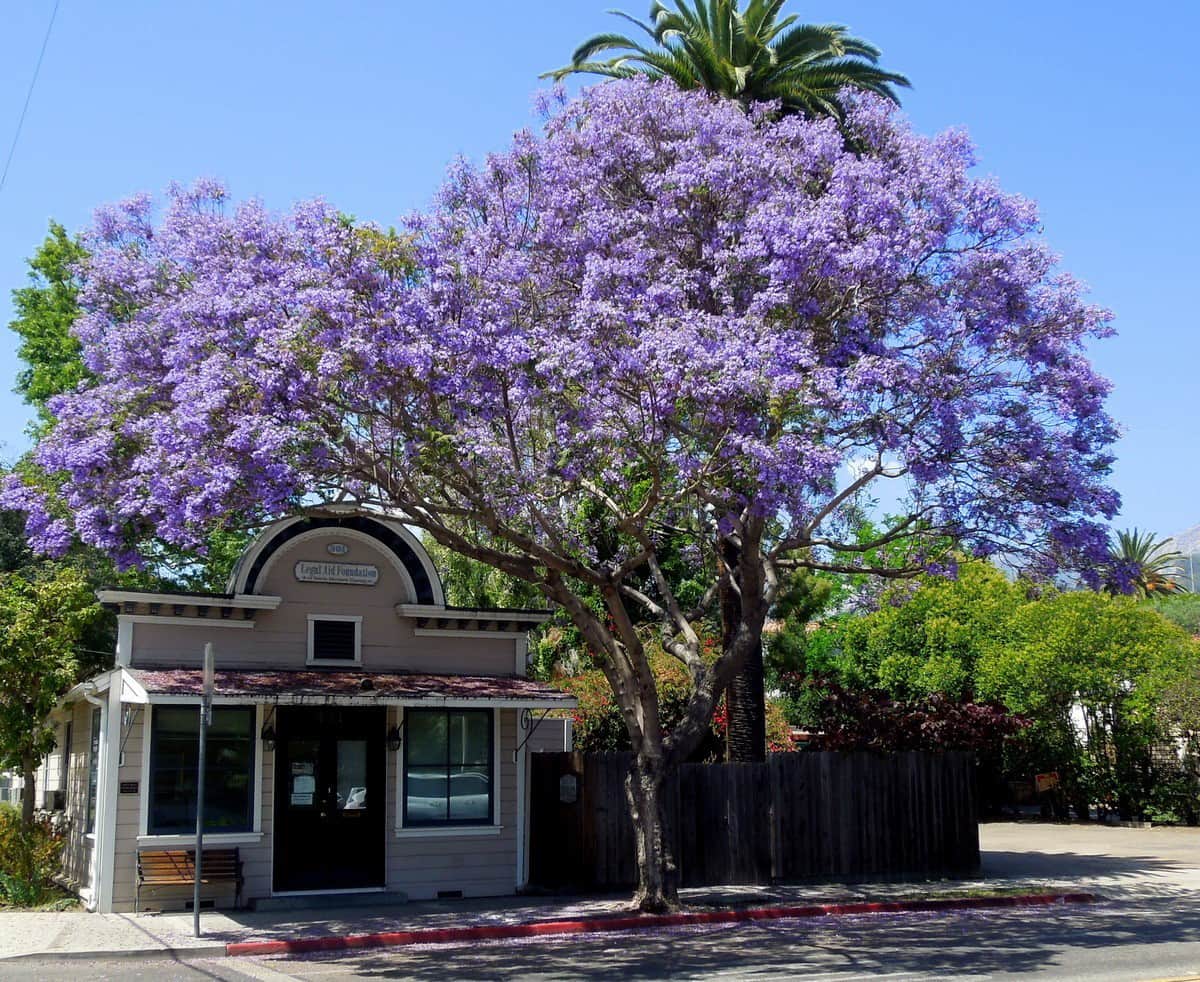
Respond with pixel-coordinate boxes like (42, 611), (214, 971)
(128, 530), (520, 676)
(383, 707), (520, 900)
(56, 701), (97, 896)
(527, 717), (573, 754)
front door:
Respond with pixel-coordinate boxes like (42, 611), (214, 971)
(273, 707), (386, 892)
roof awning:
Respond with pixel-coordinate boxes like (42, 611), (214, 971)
(124, 667), (576, 710)
(395, 604), (552, 634)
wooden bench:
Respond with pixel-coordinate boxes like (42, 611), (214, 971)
(136, 848), (243, 912)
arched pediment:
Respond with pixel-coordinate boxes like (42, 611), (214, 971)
(228, 511), (444, 605)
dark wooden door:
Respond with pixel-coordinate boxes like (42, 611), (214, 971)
(273, 707), (386, 892)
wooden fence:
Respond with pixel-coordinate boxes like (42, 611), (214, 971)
(528, 751), (979, 889)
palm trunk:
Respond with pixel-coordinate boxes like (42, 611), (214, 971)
(626, 751), (676, 912)
(722, 540), (766, 763)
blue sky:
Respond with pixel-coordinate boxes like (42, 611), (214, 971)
(1, 1), (1197, 537)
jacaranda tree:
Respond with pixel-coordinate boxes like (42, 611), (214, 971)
(2, 80), (1120, 910)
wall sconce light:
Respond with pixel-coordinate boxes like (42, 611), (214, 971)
(260, 724), (276, 751)
(386, 725), (402, 752)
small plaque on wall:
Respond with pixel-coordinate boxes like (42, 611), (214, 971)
(119, 781), (139, 795)
(294, 560), (379, 586)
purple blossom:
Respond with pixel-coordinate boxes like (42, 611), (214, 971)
(2, 80), (1119, 580)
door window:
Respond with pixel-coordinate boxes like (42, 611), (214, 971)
(337, 740), (368, 811)
(288, 739), (319, 808)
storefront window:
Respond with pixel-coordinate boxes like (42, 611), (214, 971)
(148, 706), (255, 834)
(403, 710), (492, 826)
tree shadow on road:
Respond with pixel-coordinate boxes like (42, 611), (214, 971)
(983, 848), (1196, 898)
(275, 895), (1200, 980)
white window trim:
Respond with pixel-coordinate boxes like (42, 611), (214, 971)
(393, 707), (502, 834)
(136, 832), (264, 848)
(394, 825), (503, 839)
(306, 614), (363, 666)
(85, 706), (102, 834)
(139, 702), (264, 837)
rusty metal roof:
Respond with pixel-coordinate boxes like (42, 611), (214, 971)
(127, 667), (575, 707)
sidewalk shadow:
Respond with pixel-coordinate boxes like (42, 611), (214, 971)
(982, 848), (1192, 886)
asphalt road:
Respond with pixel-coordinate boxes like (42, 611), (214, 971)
(9, 897), (1200, 981)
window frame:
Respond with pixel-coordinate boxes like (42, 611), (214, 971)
(401, 709), (495, 829)
(306, 614), (363, 666)
(146, 704), (256, 836)
(61, 720), (72, 795)
(86, 708), (101, 833)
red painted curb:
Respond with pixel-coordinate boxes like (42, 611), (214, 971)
(225, 892), (1097, 957)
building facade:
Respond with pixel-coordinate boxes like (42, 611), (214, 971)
(43, 509), (574, 912)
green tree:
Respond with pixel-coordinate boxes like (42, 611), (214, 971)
(545, 0), (909, 121)
(0, 509), (32, 573)
(763, 565), (835, 679)
(9, 223), (90, 435)
(824, 559), (1032, 700)
(977, 591), (1199, 819)
(0, 565), (103, 825)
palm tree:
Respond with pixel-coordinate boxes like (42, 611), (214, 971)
(548, 3), (908, 763)
(1106, 528), (1188, 597)
(544, 0), (910, 121)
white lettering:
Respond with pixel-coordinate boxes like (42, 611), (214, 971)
(294, 561), (380, 586)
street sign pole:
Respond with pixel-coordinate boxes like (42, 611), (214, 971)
(194, 643), (214, 938)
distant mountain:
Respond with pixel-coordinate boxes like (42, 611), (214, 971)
(1167, 524), (1200, 558)
(1164, 524), (1200, 591)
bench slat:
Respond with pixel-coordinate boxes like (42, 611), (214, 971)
(137, 847), (243, 911)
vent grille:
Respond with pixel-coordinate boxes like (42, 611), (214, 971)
(312, 619), (357, 660)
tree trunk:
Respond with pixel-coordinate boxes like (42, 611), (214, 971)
(21, 752), (36, 826)
(722, 541), (766, 763)
(626, 752), (677, 912)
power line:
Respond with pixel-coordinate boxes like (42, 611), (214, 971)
(0, 0), (62, 197)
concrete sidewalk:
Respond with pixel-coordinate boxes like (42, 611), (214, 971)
(0, 883), (1055, 963)
(2, 821), (1196, 963)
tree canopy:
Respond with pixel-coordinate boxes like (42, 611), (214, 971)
(812, 559), (1200, 820)
(829, 560), (1032, 700)
(1, 81), (1120, 907)
(8, 222), (90, 435)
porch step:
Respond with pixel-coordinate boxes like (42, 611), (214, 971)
(250, 890), (408, 912)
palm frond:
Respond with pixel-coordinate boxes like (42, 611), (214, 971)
(570, 31), (646, 65)
(550, 0), (911, 118)
(608, 9), (660, 40)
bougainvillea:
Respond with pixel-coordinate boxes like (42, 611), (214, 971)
(1, 80), (1119, 909)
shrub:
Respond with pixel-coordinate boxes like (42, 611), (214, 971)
(0, 804), (65, 908)
(556, 643), (793, 758)
(557, 648), (711, 755)
(780, 674), (1030, 754)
